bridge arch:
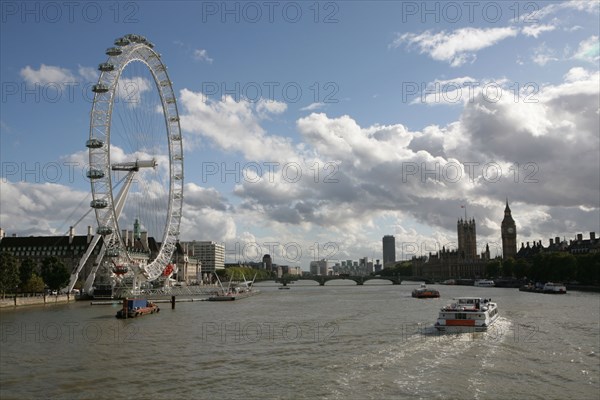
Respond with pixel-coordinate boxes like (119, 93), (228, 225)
(362, 278), (394, 285)
(322, 279), (359, 286)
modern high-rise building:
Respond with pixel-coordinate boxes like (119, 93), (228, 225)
(185, 241), (225, 273)
(382, 235), (396, 267)
(262, 254), (272, 271)
(457, 218), (477, 259)
(501, 200), (517, 259)
(310, 259), (334, 275)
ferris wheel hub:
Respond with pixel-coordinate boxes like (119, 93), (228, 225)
(111, 159), (158, 171)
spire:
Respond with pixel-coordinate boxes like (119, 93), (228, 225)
(505, 198), (511, 213)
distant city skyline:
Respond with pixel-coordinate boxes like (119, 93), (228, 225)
(1, 2), (599, 270)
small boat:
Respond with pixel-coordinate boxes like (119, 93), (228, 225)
(434, 297), (499, 332)
(207, 293), (237, 301)
(519, 282), (567, 294)
(474, 279), (495, 287)
(116, 298), (159, 318)
(412, 284), (440, 298)
(519, 283), (542, 293)
(543, 282), (567, 294)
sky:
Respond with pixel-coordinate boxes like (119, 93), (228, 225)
(1, 1), (599, 270)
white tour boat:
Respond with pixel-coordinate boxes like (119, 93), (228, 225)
(474, 279), (495, 287)
(542, 282), (567, 294)
(435, 297), (499, 332)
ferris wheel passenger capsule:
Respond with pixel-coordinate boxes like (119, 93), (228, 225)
(96, 226), (113, 235)
(106, 47), (123, 56)
(106, 249), (120, 257)
(90, 199), (108, 209)
(124, 34), (142, 43)
(114, 37), (130, 46)
(98, 63), (115, 72)
(86, 138), (104, 148)
(92, 84), (109, 93)
(86, 168), (105, 179)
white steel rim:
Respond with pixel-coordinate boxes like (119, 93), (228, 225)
(88, 35), (183, 282)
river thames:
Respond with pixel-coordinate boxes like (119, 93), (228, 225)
(1, 282), (598, 399)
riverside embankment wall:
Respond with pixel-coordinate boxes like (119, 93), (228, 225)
(0, 295), (74, 308)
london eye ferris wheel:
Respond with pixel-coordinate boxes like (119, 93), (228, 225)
(84, 34), (183, 294)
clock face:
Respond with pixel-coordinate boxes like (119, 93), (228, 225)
(508, 227), (514, 234)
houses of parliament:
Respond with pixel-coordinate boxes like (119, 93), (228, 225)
(412, 201), (517, 279)
(411, 200), (599, 279)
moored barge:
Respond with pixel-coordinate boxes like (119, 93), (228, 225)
(519, 282), (567, 294)
(116, 298), (160, 318)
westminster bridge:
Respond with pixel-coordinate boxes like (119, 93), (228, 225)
(261, 275), (435, 286)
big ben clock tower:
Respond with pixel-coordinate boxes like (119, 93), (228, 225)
(501, 200), (517, 259)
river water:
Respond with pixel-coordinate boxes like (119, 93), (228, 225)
(1, 282), (598, 399)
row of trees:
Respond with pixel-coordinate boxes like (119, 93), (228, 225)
(216, 266), (272, 281)
(379, 261), (412, 277)
(378, 252), (599, 285)
(0, 253), (70, 298)
(484, 252), (599, 284)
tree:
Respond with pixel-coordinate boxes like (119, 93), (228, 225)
(552, 253), (577, 282)
(41, 257), (70, 291)
(530, 252), (577, 283)
(220, 266), (270, 281)
(19, 258), (37, 288)
(576, 253), (600, 284)
(397, 261), (413, 276)
(502, 258), (515, 277)
(0, 252), (20, 298)
(530, 254), (547, 282)
(379, 261), (412, 276)
(485, 260), (501, 278)
(514, 259), (530, 279)
(281, 273), (299, 282)
(74, 279), (85, 291)
(22, 273), (45, 294)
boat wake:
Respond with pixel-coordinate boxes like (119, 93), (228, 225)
(327, 317), (513, 399)
(465, 317), (513, 399)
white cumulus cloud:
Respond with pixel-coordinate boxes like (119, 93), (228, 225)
(20, 64), (76, 84)
(391, 27), (519, 67)
(573, 35), (600, 63)
(193, 49), (214, 63)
